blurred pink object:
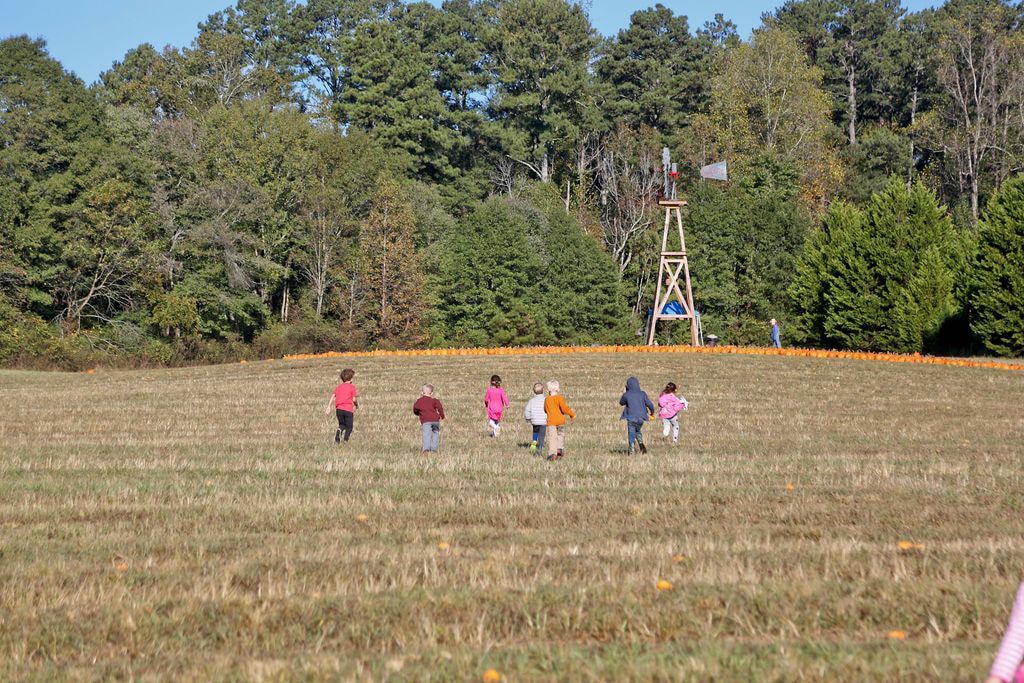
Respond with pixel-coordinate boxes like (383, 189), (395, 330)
(990, 583), (1024, 682)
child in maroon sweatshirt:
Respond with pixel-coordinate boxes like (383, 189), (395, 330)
(413, 384), (445, 453)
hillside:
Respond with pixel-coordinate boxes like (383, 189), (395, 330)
(2, 351), (1023, 680)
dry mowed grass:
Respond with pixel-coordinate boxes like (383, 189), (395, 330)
(1, 351), (1022, 681)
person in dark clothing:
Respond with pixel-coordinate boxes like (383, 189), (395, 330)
(413, 384), (445, 453)
(619, 376), (655, 455)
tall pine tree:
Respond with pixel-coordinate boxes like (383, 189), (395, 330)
(595, 6), (708, 143)
(435, 197), (550, 346)
(969, 175), (1024, 356)
(793, 177), (958, 351)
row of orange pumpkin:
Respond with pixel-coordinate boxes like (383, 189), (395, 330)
(281, 344), (1024, 372)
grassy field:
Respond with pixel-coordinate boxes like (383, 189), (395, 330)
(1, 350), (1023, 681)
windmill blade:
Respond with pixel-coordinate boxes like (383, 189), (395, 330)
(700, 161), (728, 181)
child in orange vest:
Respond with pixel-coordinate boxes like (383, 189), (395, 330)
(543, 380), (576, 461)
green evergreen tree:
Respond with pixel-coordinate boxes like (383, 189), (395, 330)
(770, 0), (905, 143)
(595, 5), (707, 142)
(97, 44), (177, 117)
(838, 126), (914, 204)
(969, 175), (1024, 356)
(435, 187), (627, 347)
(194, 0), (299, 104)
(798, 177), (958, 352)
(199, 0), (297, 76)
(341, 12), (458, 182)
(890, 8), (940, 130)
(520, 186), (630, 343)
(393, 0), (495, 202)
(434, 198), (551, 346)
(789, 201), (864, 344)
(486, 0), (597, 183)
(685, 184), (810, 344)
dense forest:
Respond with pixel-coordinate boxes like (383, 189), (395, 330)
(2, 0), (1023, 368)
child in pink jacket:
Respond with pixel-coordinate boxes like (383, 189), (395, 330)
(484, 374), (510, 438)
(987, 583), (1024, 683)
(658, 382), (688, 444)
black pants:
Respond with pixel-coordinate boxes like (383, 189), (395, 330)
(336, 409), (354, 442)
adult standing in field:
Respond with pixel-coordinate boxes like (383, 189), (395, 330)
(770, 319), (782, 348)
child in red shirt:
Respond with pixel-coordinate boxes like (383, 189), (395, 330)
(325, 368), (358, 443)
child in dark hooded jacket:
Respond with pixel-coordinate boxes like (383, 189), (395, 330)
(619, 376), (655, 455)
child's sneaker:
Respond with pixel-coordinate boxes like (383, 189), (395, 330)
(639, 442), (648, 455)
(556, 450), (564, 460)
(334, 429), (342, 444)
(529, 441), (538, 453)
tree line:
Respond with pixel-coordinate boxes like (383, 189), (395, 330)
(1, 0), (1022, 367)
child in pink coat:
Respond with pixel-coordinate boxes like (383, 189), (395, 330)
(987, 583), (1024, 683)
(484, 374), (510, 438)
(657, 382), (688, 444)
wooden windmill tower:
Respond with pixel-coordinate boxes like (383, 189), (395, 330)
(645, 152), (725, 347)
(646, 197), (699, 346)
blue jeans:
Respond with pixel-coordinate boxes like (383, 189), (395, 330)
(531, 424), (546, 450)
(421, 422), (441, 451)
(627, 419), (646, 449)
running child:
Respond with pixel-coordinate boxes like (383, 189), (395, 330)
(658, 382), (688, 444)
(484, 375), (510, 438)
(413, 384), (445, 454)
(619, 376), (655, 455)
(544, 380), (575, 461)
(986, 582), (1024, 683)
(324, 368), (358, 443)
(523, 383), (547, 454)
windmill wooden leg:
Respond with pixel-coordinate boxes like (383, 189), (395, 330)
(647, 258), (666, 346)
(682, 256), (698, 345)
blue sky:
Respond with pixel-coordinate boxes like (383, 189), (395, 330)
(3, 0), (939, 84)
